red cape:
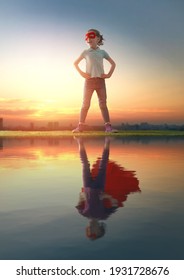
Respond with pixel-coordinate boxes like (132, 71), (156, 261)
(91, 159), (140, 207)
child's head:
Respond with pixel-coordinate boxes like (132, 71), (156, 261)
(86, 220), (106, 240)
(85, 29), (104, 46)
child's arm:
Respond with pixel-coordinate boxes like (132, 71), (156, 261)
(101, 57), (116, 79)
(74, 56), (91, 79)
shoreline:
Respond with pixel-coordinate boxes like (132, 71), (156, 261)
(0, 130), (184, 138)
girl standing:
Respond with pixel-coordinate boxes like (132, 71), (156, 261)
(72, 29), (118, 133)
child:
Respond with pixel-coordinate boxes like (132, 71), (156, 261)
(75, 136), (140, 240)
(72, 28), (118, 133)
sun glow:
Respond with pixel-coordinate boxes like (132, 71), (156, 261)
(1, 32), (83, 104)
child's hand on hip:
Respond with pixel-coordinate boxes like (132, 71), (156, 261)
(81, 72), (91, 79)
(101, 73), (111, 79)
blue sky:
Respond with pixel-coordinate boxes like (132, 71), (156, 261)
(1, 0), (183, 46)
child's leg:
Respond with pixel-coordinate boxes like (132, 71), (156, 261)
(95, 143), (109, 191)
(79, 139), (93, 188)
(96, 79), (110, 123)
(79, 79), (94, 123)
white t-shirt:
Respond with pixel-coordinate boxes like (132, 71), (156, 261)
(80, 47), (110, 78)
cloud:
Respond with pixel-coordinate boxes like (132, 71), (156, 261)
(124, 108), (176, 114)
(0, 98), (37, 106)
(0, 97), (80, 121)
(0, 109), (37, 117)
(0, 98), (40, 118)
(0, 98), (35, 116)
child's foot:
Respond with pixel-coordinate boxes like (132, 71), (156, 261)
(73, 136), (84, 145)
(105, 123), (118, 133)
(72, 123), (84, 133)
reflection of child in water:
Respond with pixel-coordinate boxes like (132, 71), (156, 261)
(75, 137), (140, 240)
(76, 137), (117, 240)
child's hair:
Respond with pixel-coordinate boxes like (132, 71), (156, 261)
(88, 29), (104, 46)
(85, 222), (106, 240)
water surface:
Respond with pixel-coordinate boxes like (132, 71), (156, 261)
(0, 136), (184, 260)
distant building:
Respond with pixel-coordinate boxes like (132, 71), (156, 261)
(48, 122), (53, 130)
(53, 122), (59, 129)
(0, 139), (3, 150)
(0, 118), (3, 130)
(30, 122), (34, 130)
(47, 121), (59, 130)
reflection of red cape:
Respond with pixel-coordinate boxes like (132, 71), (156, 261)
(91, 160), (140, 207)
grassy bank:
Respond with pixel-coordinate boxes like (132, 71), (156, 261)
(0, 130), (184, 138)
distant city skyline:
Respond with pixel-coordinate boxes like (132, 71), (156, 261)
(1, 117), (184, 128)
(1, 117), (184, 131)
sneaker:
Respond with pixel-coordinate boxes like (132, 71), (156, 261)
(72, 123), (84, 133)
(105, 123), (118, 133)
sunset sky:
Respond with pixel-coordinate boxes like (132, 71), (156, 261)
(0, 0), (184, 127)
